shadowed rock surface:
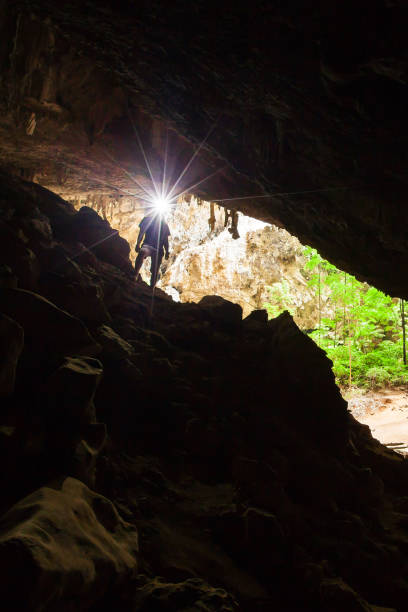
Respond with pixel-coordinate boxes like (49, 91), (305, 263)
(1, 171), (408, 610)
(0, 477), (139, 611)
(2, 3), (408, 609)
(1, 1), (408, 298)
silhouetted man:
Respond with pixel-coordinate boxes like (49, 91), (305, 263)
(134, 212), (170, 288)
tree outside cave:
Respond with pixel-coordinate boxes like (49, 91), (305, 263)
(264, 247), (408, 390)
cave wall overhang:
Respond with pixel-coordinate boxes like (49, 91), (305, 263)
(1, 1), (408, 297)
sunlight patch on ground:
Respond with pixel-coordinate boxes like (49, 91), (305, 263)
(348, 389), (408, 452)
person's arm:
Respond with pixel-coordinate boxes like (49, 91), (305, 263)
(135, 227), (145, 252)
(136, 219), (147, 252)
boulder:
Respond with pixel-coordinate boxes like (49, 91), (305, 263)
(73, 423), (107, 486)
(0, 477), (139, 611)
(242, 308), (268, 332)
(44, 278), (111, 325)
(23, 179), (76, 239)
(133, 576), (239, 611)
(19, 207), (53, 246)
(232, 456), (291, 514)
(96, 325), (135, 361)
(0, 221), (40, 290)
(38, 245), (84, 283)
(0, 289), (101, 368)
(70, 207), (133, 274)
(319, 578), (372, 612)
(0, 313), (24, 397)
(45, 356), (105, 483)
(0, 264), (18, 289)
(267, 311), (348, 447)
(199, 295), (242, 330)
(45, 356), (103, 429)
(242, 507), (289, 570)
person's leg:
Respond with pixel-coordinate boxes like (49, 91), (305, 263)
(150, 251), (163, 288)
(134, 251), (147, 279)
(134, 245), (153, 280)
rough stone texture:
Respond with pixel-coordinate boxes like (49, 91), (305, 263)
(0, 477), (139, 612)
(70, 196), (320, 327)
(68, 207), (133, 275)
(1, 1), (408, 300)
(45, 356), (105, 483)
(159, 199), (319, 326)
(132, 576), (239, 611)
(0, 288), (101, 370)
(43, 275), (112, 326)
(198, 295), (243, 329)
(96, 325), (135, 362)
(0, 313), (24, 397)
(319, 578), (373, 612)
(2, 144), (408, 610)
(0, 221), (40, 290)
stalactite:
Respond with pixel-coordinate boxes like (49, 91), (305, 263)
(208, 202), (216, 232)
(93, 196), (100, 215)
(100, 195), (108, 221)
(223, 208), (239, 238)
(228, 210), (240, 240)
(224, 208), (230, 228)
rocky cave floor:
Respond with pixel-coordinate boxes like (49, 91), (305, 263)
(3, 170), (408, 611)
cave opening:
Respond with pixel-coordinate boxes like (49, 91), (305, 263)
(3, 1), (408, 610)
(63, 188), (408, 457)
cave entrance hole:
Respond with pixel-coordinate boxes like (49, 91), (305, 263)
(68, 192), (408, 452)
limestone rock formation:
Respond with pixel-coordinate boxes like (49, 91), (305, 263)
(69, 195), (319, 327)
(0, 477), (139, 612)
(2, 160), (408, 610)
(133, 576), (239, 611)
(160, 203), (318, 326)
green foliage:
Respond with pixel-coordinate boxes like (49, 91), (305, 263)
(263, 280), (295, 319)
(264, 246), (408, 388)
(365, 366), (391, 389)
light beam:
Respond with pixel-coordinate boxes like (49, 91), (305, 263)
(152, 194), (172, 215)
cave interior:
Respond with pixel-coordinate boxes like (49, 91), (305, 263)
(1, 1), (408, 611)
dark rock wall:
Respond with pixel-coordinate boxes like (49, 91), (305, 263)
(2, 170), (408, 610)
(1, 2), (408, 298)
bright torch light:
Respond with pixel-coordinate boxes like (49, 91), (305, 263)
(153, 195), (171, 215)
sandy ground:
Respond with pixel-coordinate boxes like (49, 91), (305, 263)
(347, 388), (408, 451)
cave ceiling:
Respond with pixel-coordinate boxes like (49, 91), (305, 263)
(1, 0), (408, 296)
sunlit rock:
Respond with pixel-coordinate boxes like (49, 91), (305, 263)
(71, 196), (320, 328)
